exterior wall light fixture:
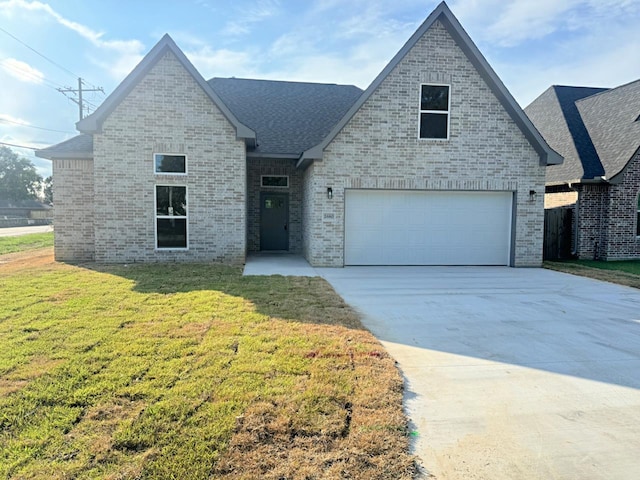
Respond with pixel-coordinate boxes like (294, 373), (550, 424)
(327, 187), (333, 199)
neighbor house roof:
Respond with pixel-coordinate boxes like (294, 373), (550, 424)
(526, 79), (640, 185)
(577, 79), (640, 182)
(525, 86), (608, 185)
(35, 133), (93, 160)
(298, 1), (563, 168)
(75, 34), (256, 145)
(208, 78), (363, 157)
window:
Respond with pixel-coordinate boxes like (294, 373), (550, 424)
(419, 84), (450, 139)
(155, 186), (187, 249)
(261, 175), (289, 188)
(637, 195), (640, 236)
(154, 154), (186, 174)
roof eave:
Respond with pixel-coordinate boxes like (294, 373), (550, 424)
(35, 150), (93, 160)
(76, 34), (256, 144)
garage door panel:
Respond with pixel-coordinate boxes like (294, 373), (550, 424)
(344, 190), (512, 266)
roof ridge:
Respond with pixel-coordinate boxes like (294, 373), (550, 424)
(208, 77), (361, 89)
(575, 77), (640, 103)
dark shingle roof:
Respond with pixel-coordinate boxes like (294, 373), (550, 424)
(577, 79), (640, 180)
(208, 77), (363, 156)
(35, 134), (93, 159)
(525, 86), (607, 184)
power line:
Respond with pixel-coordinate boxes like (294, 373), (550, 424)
(0, 118), (74, 134)
(0, 26), (104, 92)
(0, 59), (65, 91)
(0, 25), (79, 79)
(58, 78), (104, 121)
(0, 140), (40, 150)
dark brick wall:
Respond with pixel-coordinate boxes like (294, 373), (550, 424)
(576, 150), (640, 260)
(246, 158), (303, 253)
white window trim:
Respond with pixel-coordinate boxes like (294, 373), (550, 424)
(261, 175), (289, 188)
(418, 83), (451, 141)
(154, 153), (188, 176)
(154, 184), (189, 251)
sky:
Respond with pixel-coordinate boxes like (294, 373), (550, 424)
(1, 0), (639, 179)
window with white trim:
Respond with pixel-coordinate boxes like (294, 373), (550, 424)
(419, 84), (450, 139)
(261, 175), (289, 188)
(154, 154), (186, 175)
(155, 185), (187, 249)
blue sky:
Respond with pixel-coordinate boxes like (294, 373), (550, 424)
(1, 0), (639, 178)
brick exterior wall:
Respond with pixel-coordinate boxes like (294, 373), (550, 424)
(92, 51), (246, 264)
(246, 158), (303, 253)
(302, 20), (545, 267)
(545, 191), (578, 209)
(52, 158), (95, 261)
(576, 150), (640, 260)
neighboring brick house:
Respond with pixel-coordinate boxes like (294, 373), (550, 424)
(526, 80), (640, 260)
(37, 2), (560, 267)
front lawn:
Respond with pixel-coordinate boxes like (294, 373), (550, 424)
(0, 253), (416, 479)
(0, 231), (53, 255)
(544, 259), (640, 289)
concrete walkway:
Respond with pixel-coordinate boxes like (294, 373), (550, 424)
(0, 225), (53, 237)
(243, 253), (318, 276)
(317, 266), (640, 480)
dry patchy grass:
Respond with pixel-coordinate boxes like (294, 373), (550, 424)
(0, 252), (417, 479)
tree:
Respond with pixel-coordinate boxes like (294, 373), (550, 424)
(43, 175), (53, 203)
(0, 146), (43, 202)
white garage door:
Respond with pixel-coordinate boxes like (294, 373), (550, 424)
(344, 190), (513, 266)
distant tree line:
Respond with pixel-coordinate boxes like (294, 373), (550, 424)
(0, 146), (52, 204)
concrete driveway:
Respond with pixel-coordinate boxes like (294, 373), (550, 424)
(317, 266), (640, 480)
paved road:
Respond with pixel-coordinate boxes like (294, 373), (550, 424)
(0, 225), (53, 237)
(318, 266), (640, 480)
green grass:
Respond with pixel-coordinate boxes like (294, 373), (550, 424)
(545, 259), (640, 289)
(0, 232), (53, 255)
(557, 259), (640, 275)
(0, 257), (416, 479)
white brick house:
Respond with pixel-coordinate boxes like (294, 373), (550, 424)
(37, 2), (561, 267)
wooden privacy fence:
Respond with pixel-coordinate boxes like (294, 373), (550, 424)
(544, 207), (573, 260)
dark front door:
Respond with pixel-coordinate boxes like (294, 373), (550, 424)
(260, 192), (289, 251)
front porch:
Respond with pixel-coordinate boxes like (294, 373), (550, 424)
(243, 252), (317, 276)
(247, 158), (303, 254)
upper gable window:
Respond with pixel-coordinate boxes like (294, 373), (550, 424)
(419, 84), (450, 140)
(154, 154), (186, 175)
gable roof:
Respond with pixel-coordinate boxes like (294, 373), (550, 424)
(208, 78), (362, 157)
(577, 79), (640, 182)
(297, 1), (562, 168)
(526, 79), (640, 185)
(75, 34), (255, 145)
(35, 133), (93, 160)
(525, 86), (607, 184)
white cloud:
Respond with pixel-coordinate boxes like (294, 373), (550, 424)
(0, 112), (30, 125)
(186, 45), (257, 79)
(451, 0), (640, 47)
(0, 0), (145, 80)
(221, 0), (281, 37)
(0, 57), (44, 84)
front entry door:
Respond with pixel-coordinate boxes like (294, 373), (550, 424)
(260, 192), (289, 251)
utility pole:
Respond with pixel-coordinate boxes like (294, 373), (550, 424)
(57, 78), (104, 121)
